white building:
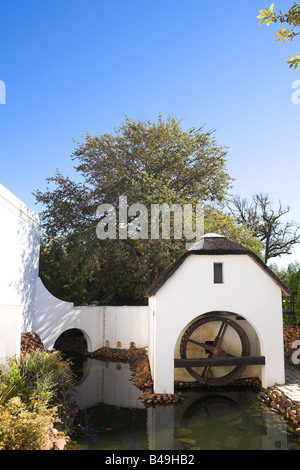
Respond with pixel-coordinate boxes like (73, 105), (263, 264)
(0, 184), (41, 359)
(145, 233), (291, 394)
(0, 184), (291, 396)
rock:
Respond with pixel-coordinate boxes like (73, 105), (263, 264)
(21, 332), (45, 353)
(279, 406), (286, 415)
(283, 324), (300, 367)
(53, 438), (66, 451)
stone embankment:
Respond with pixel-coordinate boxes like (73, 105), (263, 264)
(258, 324), (300, 435)
(257, 386), (300, 435)
(283, 324), (300, 365)
(21, 332), (44, 353)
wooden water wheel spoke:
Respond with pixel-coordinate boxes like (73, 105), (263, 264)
(187, 338), (235, 357)
(201, 318), (229, 380)
(178, 315), (253, 386)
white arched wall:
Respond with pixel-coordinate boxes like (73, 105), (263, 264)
(33, 278), (148, 352)
(54, 328), (93, 353)
(148, 254), (285, 394)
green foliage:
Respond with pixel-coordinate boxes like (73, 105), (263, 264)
(0, 397), (54, 450)
(287, 54), (300, 70)
(0, 383), (17, 406)
(205, 205), (263, 258)
(288, 271), (300, 322)
(282, 269), (300, 323)
(270, 262), (300, 324)
(3, 362), (25, 393)
(39, 238), (91, 304)
(294, 289), (300, 322)
(270, 261), (300, 285)
(258, 3), (276, 26)
(0, 349), (76, 449)
(258, 2), (300, 70)
(10, 349), (76, 407)
(287, 270), (300, 292)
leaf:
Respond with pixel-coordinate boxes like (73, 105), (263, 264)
(257, 4), (276, 25)
(257, 9), (267, 19)
(287, 55), (300, 70)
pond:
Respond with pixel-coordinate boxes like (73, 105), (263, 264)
(67, 358), (300, 451)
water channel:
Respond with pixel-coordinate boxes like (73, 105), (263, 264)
(67, 358), (300, 451)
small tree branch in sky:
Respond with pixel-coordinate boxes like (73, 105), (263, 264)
(229, 193), (300, 263)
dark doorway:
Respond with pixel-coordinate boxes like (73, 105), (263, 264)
(54, 329), (88, 356)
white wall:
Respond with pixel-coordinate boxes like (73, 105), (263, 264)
(0, 305), (22, 361)
(33, 278), (148, 352)
(149, 254), (285, 394)
(0, 184), (40, 358)
(0, 184), (148, 359)
(0, 183), (286, 396)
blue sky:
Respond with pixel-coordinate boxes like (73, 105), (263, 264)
(1, 0), (300, 267)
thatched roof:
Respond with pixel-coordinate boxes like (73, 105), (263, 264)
(145, 234), (292, 297)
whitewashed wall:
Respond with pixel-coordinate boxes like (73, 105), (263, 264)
(0, 184), (40, 359)
(33, 278), (148, 352)
(149, 254), (285, 394)
(0, 184), (286, 396)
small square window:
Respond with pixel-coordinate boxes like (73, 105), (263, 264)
(214, 263), (223, 284)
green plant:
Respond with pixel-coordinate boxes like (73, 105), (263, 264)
(11, 349), (76, 407)
(0, 349), (77, 449)
(0, 383), (17, 406)
(0, 396), (56, 450)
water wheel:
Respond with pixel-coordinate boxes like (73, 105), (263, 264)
(177, 315), (252, 386)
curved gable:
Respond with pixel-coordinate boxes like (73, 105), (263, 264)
(145, 234), (292, 297)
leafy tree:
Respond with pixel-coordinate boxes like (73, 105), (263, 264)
(258, 2), (300, 69)
(286, 265), (300, 289)
(39, 239), (95, 304)
(228, 193), (300, 263)
(269, 260), (300, 284)
(286, 270), (300, 322)
(35, 115), (260, 305)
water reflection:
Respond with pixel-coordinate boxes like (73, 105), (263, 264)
(69, 359), (300, 451)
(74, 358), (144, 409)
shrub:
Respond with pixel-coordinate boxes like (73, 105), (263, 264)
(0, 349), (76, 449)
(0, 396), (56, 450)
(9, 349), (76, 408)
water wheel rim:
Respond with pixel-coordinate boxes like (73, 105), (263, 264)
(179, 315), (251, 386)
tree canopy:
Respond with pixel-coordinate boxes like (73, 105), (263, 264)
(228, 193), (300, 263)
(35, 115), (261, 305)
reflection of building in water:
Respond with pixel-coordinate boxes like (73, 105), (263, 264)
(74, 359), (144, 409)
(148, 391), (290, 451)
(74, 359), (291, 451)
